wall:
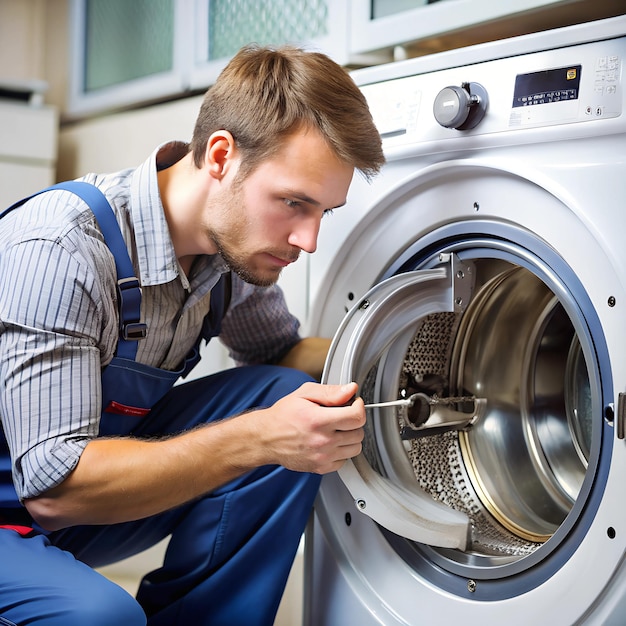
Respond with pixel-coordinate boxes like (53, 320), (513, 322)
(0, 0), (68, 109)
(57, 95), (203, 178)
(0, 0), (46, 81)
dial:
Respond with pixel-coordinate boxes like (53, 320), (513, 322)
(433, 82), (489, 130)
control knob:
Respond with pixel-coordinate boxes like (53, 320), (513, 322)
(433, 82), (488, 130)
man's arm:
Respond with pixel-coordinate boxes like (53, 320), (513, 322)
(24, 381), (364, 531)
(278, 337), (331, 380)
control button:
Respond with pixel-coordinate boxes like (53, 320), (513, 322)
(433, 82), (489, 130)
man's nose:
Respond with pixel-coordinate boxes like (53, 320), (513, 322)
(288, 216), (320, 254)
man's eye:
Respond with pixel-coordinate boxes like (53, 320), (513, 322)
(284, 199), (301, 208)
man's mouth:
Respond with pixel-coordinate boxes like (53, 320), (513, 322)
(267, 251), (300, 267)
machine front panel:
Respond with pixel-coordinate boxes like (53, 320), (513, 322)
(306, 17), (626, 625)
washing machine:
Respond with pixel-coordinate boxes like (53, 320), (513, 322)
(303, 14), (626, 626)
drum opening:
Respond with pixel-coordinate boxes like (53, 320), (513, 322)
(362, 260), (593, 561)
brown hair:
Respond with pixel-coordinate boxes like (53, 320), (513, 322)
(190, 44), (384, 180)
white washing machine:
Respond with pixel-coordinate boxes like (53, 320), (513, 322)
(304, 15), (626, 626)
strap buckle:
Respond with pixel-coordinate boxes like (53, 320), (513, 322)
(117, 277), (147, 341)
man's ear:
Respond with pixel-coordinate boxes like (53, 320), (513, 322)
(205, 130), (237, 180)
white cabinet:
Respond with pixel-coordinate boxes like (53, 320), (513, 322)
(67, 0), (352, 119)
(66, 0), (620, 119)
(349, 0), (624, 60)
(0, 100), (58, 207)
(349, 0), (604, 56)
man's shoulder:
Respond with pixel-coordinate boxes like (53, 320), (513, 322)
(0, 183), (119, 273)
(78, 170), (134, 209)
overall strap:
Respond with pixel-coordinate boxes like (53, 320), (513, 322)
(2, 182), (146, 360)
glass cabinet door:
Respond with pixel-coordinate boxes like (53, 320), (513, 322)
(68, 0), (187, 118)
(349, 0), (569, 56)
(189, 0), (350, 90)
(83, 0), (175, 91)
(68, 0), (350, 118)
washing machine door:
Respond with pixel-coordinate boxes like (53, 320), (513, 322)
(323, 259), (478, 550)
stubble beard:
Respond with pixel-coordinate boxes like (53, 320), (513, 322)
(206, 175), (299, 287)
(215, 238), (282, 287)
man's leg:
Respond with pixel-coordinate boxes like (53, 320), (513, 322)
(0, 529), (146, 626)
(140, 464), (319, 626)
(52, 365), (321, 626)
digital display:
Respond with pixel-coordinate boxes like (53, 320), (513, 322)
(512, 65), (582, 107)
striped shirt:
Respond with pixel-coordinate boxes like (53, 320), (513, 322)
(0, 141), (301, 499)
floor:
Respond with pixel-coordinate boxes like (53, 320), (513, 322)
(97, 536), (305, 626)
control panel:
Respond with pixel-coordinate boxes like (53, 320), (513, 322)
(360, 32), (624, 147)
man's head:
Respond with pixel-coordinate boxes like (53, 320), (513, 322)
(190, 44), (384, 182)
(200, 124), (354, 286)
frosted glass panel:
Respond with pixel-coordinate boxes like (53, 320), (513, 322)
(85, 0), (174, 91)
(371, 0), (440, 19)
(208, 0), (328, 60)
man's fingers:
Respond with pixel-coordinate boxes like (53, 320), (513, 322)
(298, 381), (360, 407)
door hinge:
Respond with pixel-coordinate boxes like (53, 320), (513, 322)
(617, 393), (626, 439)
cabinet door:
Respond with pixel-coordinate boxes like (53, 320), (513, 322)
(68, 0), (186, 118)
(68, 0), (350, 119)
(349, 0), (571, 55)
(0, 102), (58, 206)
(188, 0), (349, 90)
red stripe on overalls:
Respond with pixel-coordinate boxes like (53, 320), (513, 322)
(0, 524), (33, 536)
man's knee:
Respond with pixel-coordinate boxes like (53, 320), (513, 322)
(1, 577), (146, 626)
(65, 581), (147, 626)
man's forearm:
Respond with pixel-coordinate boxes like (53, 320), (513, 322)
(24, 416), (264, 531)
(278, 337), (331, 380)
(24, 380), (364, 531)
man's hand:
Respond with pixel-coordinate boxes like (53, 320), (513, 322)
(249, 381), (365, 474)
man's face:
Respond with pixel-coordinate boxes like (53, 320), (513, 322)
(205, 128), (353, 286)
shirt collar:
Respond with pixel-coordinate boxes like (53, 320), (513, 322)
(129, 141), (189, 286)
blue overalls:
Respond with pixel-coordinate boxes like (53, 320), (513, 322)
(0, 183), (320, 626)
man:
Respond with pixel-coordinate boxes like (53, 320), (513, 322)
(0, 44), (384, 625)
